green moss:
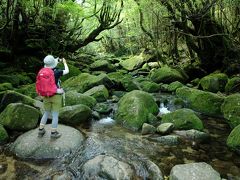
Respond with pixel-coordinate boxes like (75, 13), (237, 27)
(161, 108), (204, 130)
(140, 81), (160, 93)
(200, 73), (228, 92)
(176, 87), (224, 116)
(0, 125), (8, 144)
(16, 83), (37, 98)
(0, 83), (13, 92)
(227, 124), (240, 151)
(225, 77), (240, 94)
(150, 66), (185, 83)
(115, 90), (159, 131)
(0, 103), (40, 131)
(57, 63), (81, 82)
(221, 93), (240, 128)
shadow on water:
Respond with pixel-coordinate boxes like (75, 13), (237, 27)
(0, 93), (240, 179)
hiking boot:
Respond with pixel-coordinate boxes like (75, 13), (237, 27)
(38, 128), (46, 137)
(51, 131), (62, 139)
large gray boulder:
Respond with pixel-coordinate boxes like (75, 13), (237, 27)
(82, 155), (134, 180)
(170, 162), (221, 180)
(0, 103), (40, 131)
(115, 90), (159, 131)
(11, 124), (84, 159)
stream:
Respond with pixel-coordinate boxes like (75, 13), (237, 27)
(0, 93), (240, 179)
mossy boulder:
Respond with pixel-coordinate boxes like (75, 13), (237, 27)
(227, 124), (240, 153)
(83, 85), (109, 102)
(161, 108), (204, 130)
(168, 81), (185, 92)
(16, 83), (37, 98)
(90, 60), (115, 72)
(65, 91), (96, 108)
(108, 71), (126, 87)
(57, 63), (81, 82)
(115, 90), (159, 131)
(150, 66), (186, 84)
(221, 94), (240, 128)
(139, 80), (160, 93)
(199, 73), (228, 93)
(62, 73), (113, 93)
(119, 54), (151, 71)
(0, 83), (13, 92)
(59, 104), (91, 126)
(0, 103), (40, 131)
(225, 76), (240, 94)
(0, 73), (32, 87)
(176, 87), (225, 117)
(0, 90), (40, 112)
(0, 125), (8, 144)
(121, 77), (141, 92)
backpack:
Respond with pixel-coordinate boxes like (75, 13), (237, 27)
(36, 68), (57, 97)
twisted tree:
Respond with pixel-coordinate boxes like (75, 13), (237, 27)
(159, 0), (240, 74)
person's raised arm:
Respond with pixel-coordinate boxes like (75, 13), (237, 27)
(62, 58), (69, 75)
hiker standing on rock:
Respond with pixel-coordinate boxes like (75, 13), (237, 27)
(36, 55), (69, 139)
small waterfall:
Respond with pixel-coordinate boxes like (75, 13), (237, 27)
(159, 103), (170, 115)
(97, 117), (115, 124)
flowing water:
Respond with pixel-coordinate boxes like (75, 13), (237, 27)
(0, 93), (240, 179)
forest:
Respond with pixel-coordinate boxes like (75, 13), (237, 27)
(0, 0), (239, 77)
(0, 0), (240, 179)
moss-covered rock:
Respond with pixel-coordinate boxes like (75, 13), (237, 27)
(0, 73), (32, 87)
(62, 73), (113, 93)
(119, 54), (151, 71)
(227, 124), (240, 153)
(59, 104), (91, 126)
(0, 125), (8, 144)
(139, 80), (160, 93)
(65, 91), (96, 108)
(199, 73), (228, 93)
(57, 63), (81, 82)
(90, 60), (115, 72)
(161, 108), (204, 130)
(83, 85), (109, 102)
(221, 93), (240, 128)
(115, 90), (159, 131)
(168, 81), (185, 92)
(16, 83), (37, 98)
(121, 77), (141, 92)
(0, 83), (13, 92)
(93, 103), (112, 114)
(0, 90), (40, 112)
(149, 66), (186, 84)
(225, 76), (240, 94)
(0, 103), (40, 131)
(176, 87), (225, 117)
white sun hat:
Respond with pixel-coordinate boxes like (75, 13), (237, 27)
(43, 55), (59, 68)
